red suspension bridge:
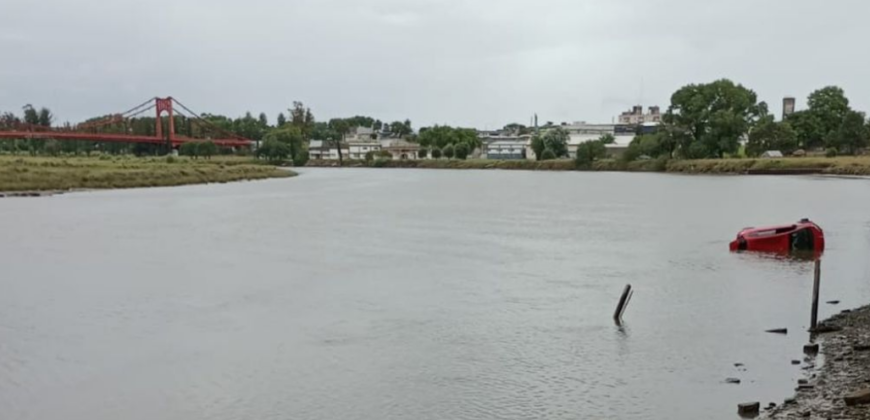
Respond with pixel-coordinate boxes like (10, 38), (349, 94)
(0, 97), (252, 148)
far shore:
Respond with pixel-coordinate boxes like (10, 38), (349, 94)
(0, 155), (294, 194)
(306, 156), (870, 176)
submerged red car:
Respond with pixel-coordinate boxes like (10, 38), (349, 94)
(729, 219), (825, 253)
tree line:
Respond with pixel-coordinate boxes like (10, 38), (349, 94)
(622, 81), (870, 161)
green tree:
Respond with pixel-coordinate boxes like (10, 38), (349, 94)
(234, 112), (264, 140)
(443, 144), (455, 159)
(598, 133), (616, 144)
(416, 125), (480, 151)
(431, 148), (442, 159)
(418, 148), (428, 159)
(258, 112), (268, 128)
(530, 135), (545, 160)
(746, 117), (798, 157)
(365, 151), (375, 162)
(44, 139), (61, 156)
(575, 141), (607, 167)
(22, 105), (39, 125)
(276, 113), (287, 127)
(264, 126), (306, 163)
(663, 79), (766, 158)
(788, 86), (854, 150)
(389, 120), (413, 137)
(686, 142), (711, 159)
(257, 139), (292, 162)
(624, 133), (668, 161)
(179, 142), (199, 158)
(197, 141), (218, 159)
(808, 86), (850, 136)
(454, 143), (469, 160)
(292, 150), (309, 167)
(540, 149), (556, 160)
(827, 110), (869, 155)
(38, 108), (53, 127)
(533, 128), (569, 158)
(327, 118), (349, 165)
(289, 101), (315, 140)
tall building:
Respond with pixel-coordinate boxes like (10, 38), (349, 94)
(618, 105), (661, 125)
(782, 97), (796, 119)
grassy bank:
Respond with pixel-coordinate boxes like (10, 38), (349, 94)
(307, 156), (870, 175)
(0, 155), (294, 192)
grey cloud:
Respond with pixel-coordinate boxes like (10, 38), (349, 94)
(1, 0), (868, 128)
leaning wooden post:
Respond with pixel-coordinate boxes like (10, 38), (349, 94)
(614, 284), (632, 323)
(810, 259), (821, 330)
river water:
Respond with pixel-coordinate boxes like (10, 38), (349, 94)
(2, 168), (870, 420)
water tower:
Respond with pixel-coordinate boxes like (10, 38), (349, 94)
(783, 97), (796, 119)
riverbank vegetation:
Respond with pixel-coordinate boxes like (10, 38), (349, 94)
(0, 155), (293, 192)
(307, 155), (870, 176)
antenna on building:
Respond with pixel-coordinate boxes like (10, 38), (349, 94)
(639, 77), (645, 107)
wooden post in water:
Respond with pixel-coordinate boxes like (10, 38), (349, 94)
(810, 259), (821, 330)
(614, 284), (633, 323)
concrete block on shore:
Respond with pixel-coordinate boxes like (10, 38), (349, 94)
(766, 328), (788, 334)
(844, 388), (870, 406)
(738, 402), (760, 416)
(804, 343), (820, 354)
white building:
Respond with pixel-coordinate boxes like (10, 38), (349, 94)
(309, 140), (349, 160)
(618, 106), (662, 125)
(481, 135), (530, 160)
(348, 140), (381, 160)
(560, 123), (633, 158)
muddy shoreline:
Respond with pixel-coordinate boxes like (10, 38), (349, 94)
(762, 305), (870, 419)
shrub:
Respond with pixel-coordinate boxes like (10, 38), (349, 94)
(431, 148), (442, 159)
(197, 141), (218, 159)
(364, 151), (374, 162)
(418, 148), (428, 159)
(179, 142), (199, 158)
(292, 150), (309, 167)
(540, 149), (556, 160)
(686, 142), (711, 159)
(166, 155), (177, 164)
(825, 147), (838, 158)
(575, 141), (606, 167)
(454, 143), (469, 160)
(443, 144), (455, 159)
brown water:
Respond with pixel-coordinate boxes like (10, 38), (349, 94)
(2, 168), (869, 420)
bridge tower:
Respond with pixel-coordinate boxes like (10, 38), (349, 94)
(155, 97), (175, 143)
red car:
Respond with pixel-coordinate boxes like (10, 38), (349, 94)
(729, 219), (825, 254)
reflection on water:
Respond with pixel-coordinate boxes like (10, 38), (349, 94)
(1, 169), (869, 420)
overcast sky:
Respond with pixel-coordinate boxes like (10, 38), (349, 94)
(1, 0), (868, 128)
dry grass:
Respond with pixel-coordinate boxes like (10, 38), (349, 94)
(665, 156), (870, 175)
(0, 155), (294, 192)
(308, 156), (870, 176)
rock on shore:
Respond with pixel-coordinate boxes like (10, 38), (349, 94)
(764, 305), (870, 419)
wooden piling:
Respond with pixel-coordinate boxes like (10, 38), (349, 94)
(810, 259), (821, 330)
(614, 284), (632, 323)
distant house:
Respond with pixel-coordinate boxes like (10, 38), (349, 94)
(381, 139), (420, 160)
(761, 150), (784, 159)
(346, 126), (378, 142)
(348, 140), (381, 160)
(309, 140), (349, 160)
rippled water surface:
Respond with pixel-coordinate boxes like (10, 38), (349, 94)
(2, 169), (870, 420)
